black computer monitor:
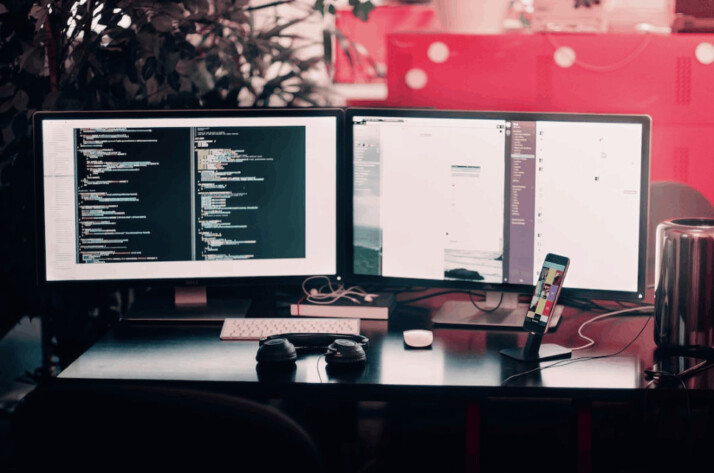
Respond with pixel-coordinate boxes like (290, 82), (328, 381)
(346, 108), (650, 328)
(34, 108), (343, 319)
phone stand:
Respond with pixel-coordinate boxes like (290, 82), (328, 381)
(500, 331), (572, 362)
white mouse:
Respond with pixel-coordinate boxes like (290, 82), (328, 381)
(403, 329), (433, 348)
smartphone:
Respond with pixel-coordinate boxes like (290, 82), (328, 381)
(523, 253), (570, 334)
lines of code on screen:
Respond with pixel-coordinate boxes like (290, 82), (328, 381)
(74, 125), (307, 265)
(75, 127), (192, 263)
(194, 126), (306, 260)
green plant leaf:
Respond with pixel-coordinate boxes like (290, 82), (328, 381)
(161, 3), (185, 20)
(183, 0), (199, 14)
(12, 90), (29, 112)
(105, 27), (134, 45)
(0, 83), (15, 98)
(0, 97), (13, 113)
(178, 19), (197, 34)
(175, 59), (193, 76)
(257, 17), (306, 40)
(19, 47), (45, 75)
(296, 56), (321, 72)
(151, 14), (173, 33)
(244, 1), (294, 12)
(123, 76), (140, 99)
(334, 29), (353, 66)
(229, 9), (248, 23)
(29, 4), (47, 22)
(167, 70), (180, 90)
(190, 61), (214, 95)
(322, 29), (332, 65)
(2, 121), (14, 143)
(105, 11), (122, 29)
(176, 40), (197, 59)
(11, 112), (27, 139)
(352, 2), (374, 22)
(142, 57), (157, 80)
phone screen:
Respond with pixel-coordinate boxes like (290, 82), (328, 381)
(524, 255), (568, 332)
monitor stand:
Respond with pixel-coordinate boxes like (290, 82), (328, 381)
(500, 331), (572, 362)
(122, 286), (251, 322)
(431, 291), (563, 331)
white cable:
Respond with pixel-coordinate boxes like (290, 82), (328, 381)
(301, 275), (379, 305)
(545, 33), (652, 73)
(571, 305), (654, 351)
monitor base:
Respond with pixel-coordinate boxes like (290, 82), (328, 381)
(123, 287), (251, 322)
(431, 292), (563, 331)
(500, 343), (572, 362)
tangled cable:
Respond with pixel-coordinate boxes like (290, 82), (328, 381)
(301, 275), (379, 305)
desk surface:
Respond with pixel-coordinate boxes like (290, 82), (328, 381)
(57, 298), (705, 401)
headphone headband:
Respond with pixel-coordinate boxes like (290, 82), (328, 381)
(259, 333), (369, 350)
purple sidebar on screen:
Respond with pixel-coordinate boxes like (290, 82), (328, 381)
(508, 121), (536, 284)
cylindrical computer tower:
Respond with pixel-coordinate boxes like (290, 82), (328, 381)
(654, 217), (714, 351)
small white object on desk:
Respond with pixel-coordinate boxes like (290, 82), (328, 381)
(403, 329), (433, 348)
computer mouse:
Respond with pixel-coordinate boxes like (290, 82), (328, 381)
(403, 329), (433, 348)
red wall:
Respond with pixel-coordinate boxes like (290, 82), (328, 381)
(385, 33), (714, 206)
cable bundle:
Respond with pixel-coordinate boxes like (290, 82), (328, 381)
(301, 276), (378, 305)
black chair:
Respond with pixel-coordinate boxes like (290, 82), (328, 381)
(8, 381), (325, 473)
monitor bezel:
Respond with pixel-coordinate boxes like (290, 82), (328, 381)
(344, 107), (651, 301)
(33, 107), (345, 289)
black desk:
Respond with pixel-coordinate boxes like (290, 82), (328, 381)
(58, 312), (649, 398)
(56, 303), (714, 473)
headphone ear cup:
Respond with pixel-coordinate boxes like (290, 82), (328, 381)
(256, 338), (297, 365)
(325, 339), (367, 366)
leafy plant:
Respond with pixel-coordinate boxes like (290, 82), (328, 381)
(0, 0), (373, 344)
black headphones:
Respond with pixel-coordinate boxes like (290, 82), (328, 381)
(256, 333), (369, 368)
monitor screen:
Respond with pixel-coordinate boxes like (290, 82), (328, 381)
(347, 108), (650, 301)
(34, 108), (341, 286)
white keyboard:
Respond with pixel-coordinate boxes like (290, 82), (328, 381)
(220, 317), (361, 341)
